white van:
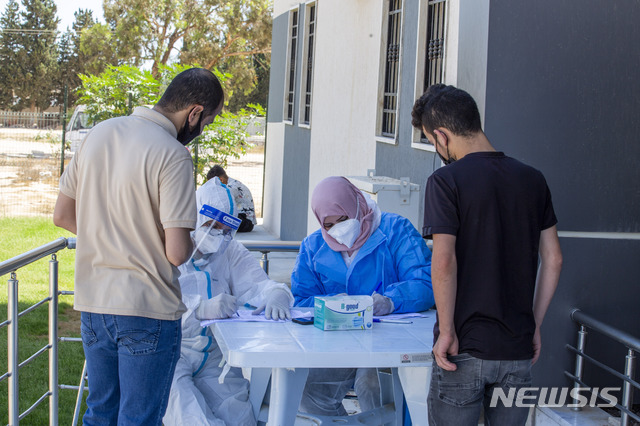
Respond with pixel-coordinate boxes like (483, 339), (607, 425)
(66, 105), (94, 152)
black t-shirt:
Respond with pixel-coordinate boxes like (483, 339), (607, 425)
(423, 151), (557, 360)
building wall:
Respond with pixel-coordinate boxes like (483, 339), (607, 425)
(267, 0), (640, 395)
(375, 0), (491, 230)
(265, 2), (312, 240)
(263, 8), (289, 237)
(268, 1), (388, 239)
(374, 0), (436, 225)
(483, 1), (640, 389)
(304, 0), (384, 235)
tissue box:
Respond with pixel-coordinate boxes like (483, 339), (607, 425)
(314, 295), (373, 330)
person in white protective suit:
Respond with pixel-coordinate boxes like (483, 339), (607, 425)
(163, 177), (294, 426)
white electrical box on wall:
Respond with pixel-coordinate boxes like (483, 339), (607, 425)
(347, 169), (422, 232)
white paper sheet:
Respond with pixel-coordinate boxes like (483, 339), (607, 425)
(200, 308), (314, 327)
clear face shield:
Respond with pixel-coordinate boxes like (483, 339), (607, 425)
(191, 204), (241, 259)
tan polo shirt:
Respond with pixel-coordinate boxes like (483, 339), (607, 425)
(60, 107), (196, 320)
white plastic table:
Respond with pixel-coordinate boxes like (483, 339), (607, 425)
(211, 309), (436, 425)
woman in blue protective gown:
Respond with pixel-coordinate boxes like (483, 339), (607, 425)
(291, 176), (434, 416)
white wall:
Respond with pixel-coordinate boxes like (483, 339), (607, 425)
(262, 0), (298, 236)
(274, 0), (300, 15)
(262, 123), (285, 236)
(305, 0), (384, 234)
(446, 0), (490, 124)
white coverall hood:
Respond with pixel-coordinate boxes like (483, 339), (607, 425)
(195, 177), (234, 229)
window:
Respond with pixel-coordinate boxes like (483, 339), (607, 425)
(425, 0), (446, 88)
(413, 0), (447, 147)
(300, 3), (316, 126)
(377, 0), (403, 141)
(284, 8), (299, 123)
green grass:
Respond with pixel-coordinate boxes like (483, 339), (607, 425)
(0, 217), (86, 425)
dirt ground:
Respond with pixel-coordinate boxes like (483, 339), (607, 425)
(0, 128), (265, 217)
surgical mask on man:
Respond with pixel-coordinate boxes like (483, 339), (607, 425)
(437, 151), (455, 166)
(327, 201), (361, 248)
(434, 130), (456, 165)
(177, 108), (204, 145)
(194, 226), (230, 255)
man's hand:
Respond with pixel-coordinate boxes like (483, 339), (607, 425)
(532, 326), (542, 365)
(433, 331), (459, 371)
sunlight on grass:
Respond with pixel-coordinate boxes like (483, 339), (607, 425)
(1, 217), (85, 424)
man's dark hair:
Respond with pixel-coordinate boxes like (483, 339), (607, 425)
(411, 84), (482, 137)
(157, 68), (224, 116)
(206, 164), (227, 182)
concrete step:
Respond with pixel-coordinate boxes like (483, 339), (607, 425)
(532, 406), (616, 426)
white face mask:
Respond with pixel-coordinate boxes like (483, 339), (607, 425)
(328, 218), (361, 248)
(327, 201), (361, 249)
(194, 227), (228, 255)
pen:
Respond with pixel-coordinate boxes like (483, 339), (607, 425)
(244, 303), (257, 310)
(373, 318), (412, 324)
(372, 281), (383, 296)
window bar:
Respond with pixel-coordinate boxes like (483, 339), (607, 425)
(287, 10), (298, 122)
(382, 0), (402, 137)
(303, 5), (315, 124)
(421, 0), (447, 143)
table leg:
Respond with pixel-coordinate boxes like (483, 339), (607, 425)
(249, 368), (272, 420)
(398, 366), (432, 425)
(268, 367), (309, 425)
(390, 369), (405, 425)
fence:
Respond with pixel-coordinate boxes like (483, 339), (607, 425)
(1, 237), (298, 425)
(566, 309), (639, 425)
(0, 110), (265, 219)
(0, 110), (65, 217)
(0, 111), (62, 130)
(0, 237), (76, 425)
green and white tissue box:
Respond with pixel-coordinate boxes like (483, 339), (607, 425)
(314, 295), (373, 330)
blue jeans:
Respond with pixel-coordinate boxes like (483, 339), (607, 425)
(80, 312), (182, 426)
(428, 353), (532, 426)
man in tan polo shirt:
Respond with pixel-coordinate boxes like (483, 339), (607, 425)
(53, 68), (224, 426)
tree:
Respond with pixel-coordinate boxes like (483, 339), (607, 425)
(0, 0), (21, 109)
(103, 0), (272, 110)
(13, 0), (60, 111)
(77, 64), (160, 123)
(193, 103), (264, 182)
(78, 23), (119, 76)
(180, 1), (272, 87)
(57, 9), (122, 107)
(54, 28), (74, 105)
(226, 52), (270, 112)
(76, 63), (263, 181)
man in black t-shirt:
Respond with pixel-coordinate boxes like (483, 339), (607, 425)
(412, 85), (563, 426)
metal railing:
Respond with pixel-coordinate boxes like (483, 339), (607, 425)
(566, 308), (639, 425)
(2, 237), (299, 425)
(0, 237), (76, 426)
(242, 240), (301, 274)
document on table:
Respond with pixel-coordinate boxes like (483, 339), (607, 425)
(373, 312), (429, 321)
(200, 308), (314, 327)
